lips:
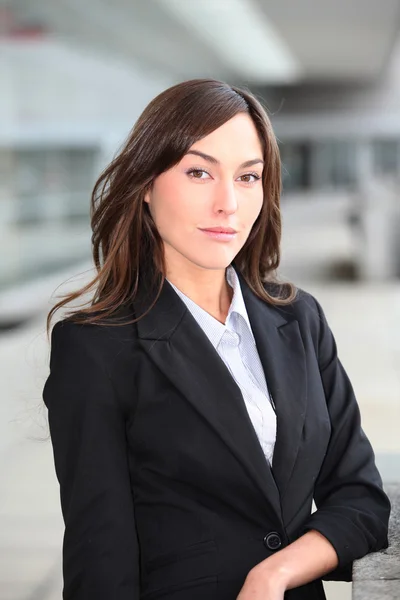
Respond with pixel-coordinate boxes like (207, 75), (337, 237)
(200, 227), (237, 233)
(199, 227), (238, 242)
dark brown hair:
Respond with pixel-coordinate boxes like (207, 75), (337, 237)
(46, 78), (296, 333)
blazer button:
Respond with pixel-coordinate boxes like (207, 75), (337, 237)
(263, 532), (282, 551)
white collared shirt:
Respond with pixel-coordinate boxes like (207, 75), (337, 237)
(167, 265), (276, 465)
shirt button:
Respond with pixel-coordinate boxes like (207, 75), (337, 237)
(263, 532), (282, 551)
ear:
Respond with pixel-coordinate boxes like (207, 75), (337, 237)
(144, 182), (154, 205)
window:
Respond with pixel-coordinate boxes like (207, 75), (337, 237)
(373, 140), (400, 176)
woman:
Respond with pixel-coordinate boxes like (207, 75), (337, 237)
(43, 79), (390, 600)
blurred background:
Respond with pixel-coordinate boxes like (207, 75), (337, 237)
(1, 1), (400, 598)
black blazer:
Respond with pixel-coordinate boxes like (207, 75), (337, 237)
(43, 269), (390, 600)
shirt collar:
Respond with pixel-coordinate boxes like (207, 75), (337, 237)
(225, 265), (253, 334)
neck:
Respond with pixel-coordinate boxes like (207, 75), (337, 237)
(166, 263), (233, 324)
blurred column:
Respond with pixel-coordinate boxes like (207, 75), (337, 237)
(0, 46), (18, 231)
(0, 43), (21, 287)
(357, 178), (399, 281)
(356, 141), (374, 191)
(355, 141), (400, 280)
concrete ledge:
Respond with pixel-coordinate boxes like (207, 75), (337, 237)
(353, 580), (400, 600)
(353, 483), (400, 599)
(0, 261), (93, 328)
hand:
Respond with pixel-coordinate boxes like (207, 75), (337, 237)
(236, 565), (286, 600)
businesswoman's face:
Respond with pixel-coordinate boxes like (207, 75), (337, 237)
(144, 113), (264, 273)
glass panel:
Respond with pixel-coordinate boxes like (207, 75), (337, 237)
(0, 146), (99, 290)
(280, 142), (311, 192)
(373, 140), (400, 176)
(312, 141), (357, 190)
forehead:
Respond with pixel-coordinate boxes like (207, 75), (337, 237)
(189, 113), (263, 159)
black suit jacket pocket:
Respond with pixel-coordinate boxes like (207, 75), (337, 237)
(141, 539), (218, 599)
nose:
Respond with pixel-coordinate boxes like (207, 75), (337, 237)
(213, 180), (238, 214)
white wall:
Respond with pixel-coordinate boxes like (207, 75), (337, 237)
(0, 38), (175, 149)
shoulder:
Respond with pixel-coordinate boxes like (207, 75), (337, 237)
(292, 287), (324, 329)
(48, 309), (140, 415)
(264, 281), (326, 343)
(49, 305), (139, 376)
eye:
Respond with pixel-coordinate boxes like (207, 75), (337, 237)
(186, 168), (211, 180)
(238, 172), (262, 184)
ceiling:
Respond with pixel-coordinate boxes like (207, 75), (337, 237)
(8, 0), (400, 86)
(255, 0), (400, 83)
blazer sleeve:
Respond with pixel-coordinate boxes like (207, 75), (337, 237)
(301, 295), (391, 581)
(43, 320), (140, 599)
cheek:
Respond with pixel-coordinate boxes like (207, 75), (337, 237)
(151, 179), (205, 228)
(149, 179), (180, 221)
(241, 193), (263, 226)
(149, 184), (195, 240)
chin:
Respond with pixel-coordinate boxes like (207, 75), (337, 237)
(188, 255), (236, 271)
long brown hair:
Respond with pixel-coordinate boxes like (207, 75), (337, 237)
(46, 78), (296, 334)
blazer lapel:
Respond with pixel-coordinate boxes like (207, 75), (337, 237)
(134, 279), (282, 522)
(238, 271), (308, 500)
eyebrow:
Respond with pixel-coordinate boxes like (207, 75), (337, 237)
(186, 150), (264, 169)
